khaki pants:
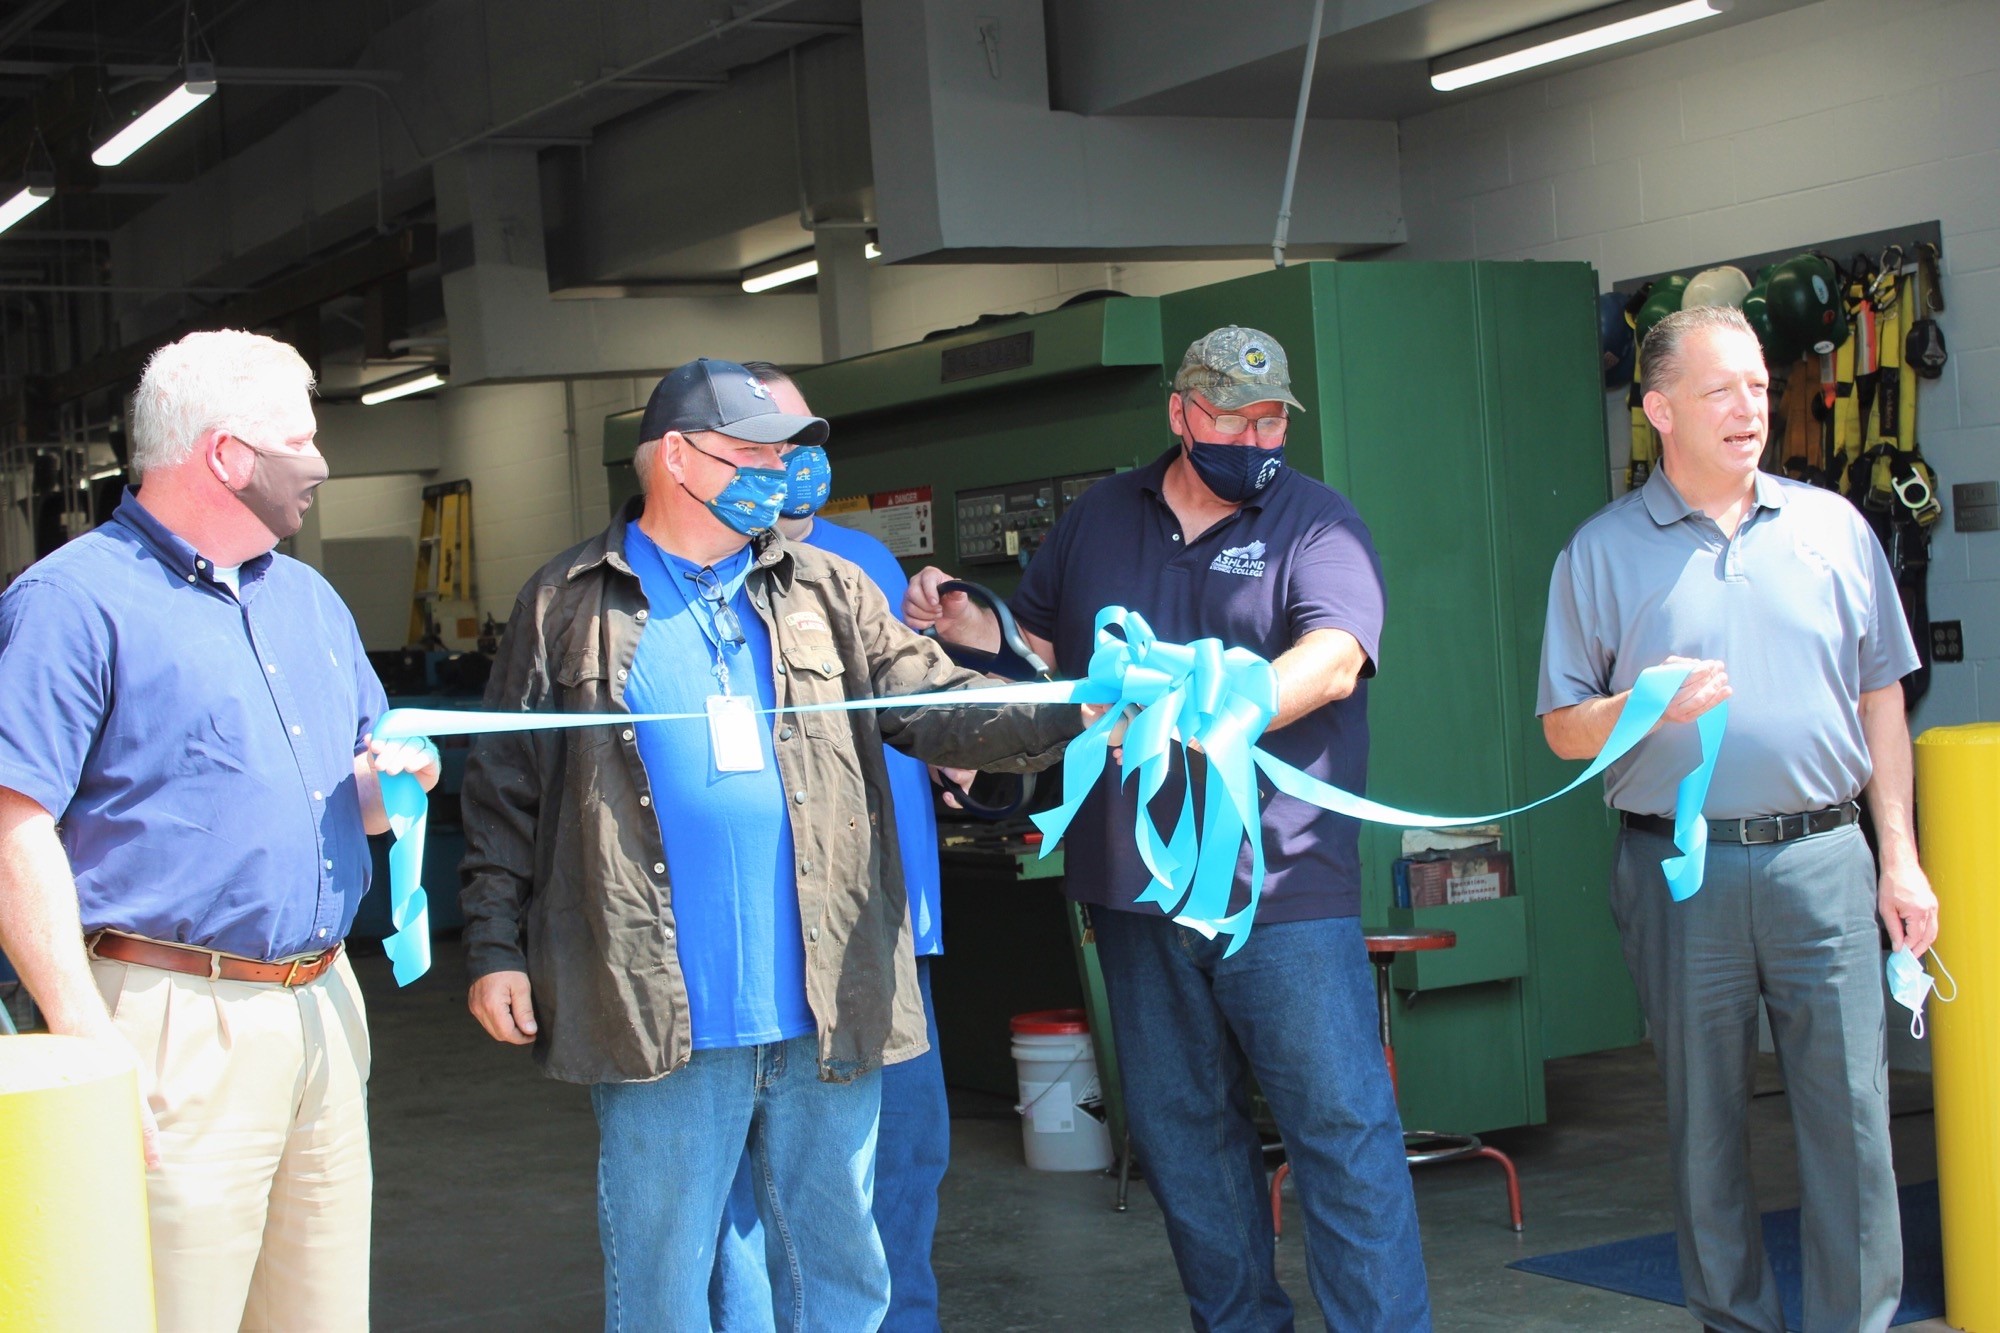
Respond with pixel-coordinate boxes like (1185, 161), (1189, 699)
(92, 949), (373, 1333)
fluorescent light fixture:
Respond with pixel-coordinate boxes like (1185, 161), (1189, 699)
(1430, 0), (1726, 92)
(360, 370), (447, 405)
(741, 254), (819, 293)
(92, 67), (218, 167)
(0, 188), (51, 235)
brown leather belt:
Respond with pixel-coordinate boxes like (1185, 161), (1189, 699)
(86, 930), (343, 987)
(1622, 801), (1861, 846)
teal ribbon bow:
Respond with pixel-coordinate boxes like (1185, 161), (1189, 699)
(370, 609), (1722, 982)
(1025, 609), (1723, 954)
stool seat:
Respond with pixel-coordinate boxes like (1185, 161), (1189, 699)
(1363, 927), (1458, 956)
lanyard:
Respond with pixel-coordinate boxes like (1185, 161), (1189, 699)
(653, 547), (752, 694)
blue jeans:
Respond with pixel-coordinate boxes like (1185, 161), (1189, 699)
(591, 1035), (887, 1333)
(1092, 909), (1432, 1333)
(713, 960), (949, 1332)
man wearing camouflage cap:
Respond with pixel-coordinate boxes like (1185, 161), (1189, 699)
(907, 328), (1429, 1330)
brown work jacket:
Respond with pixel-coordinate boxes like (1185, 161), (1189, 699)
(459, 501), (1079, 1085)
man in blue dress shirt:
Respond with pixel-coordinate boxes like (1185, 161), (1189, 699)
(0, 329), (439, 1329)
(709, 363), (956, 1332)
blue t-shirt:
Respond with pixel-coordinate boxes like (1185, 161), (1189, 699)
(0, 491), (386, 960)
(1012, 449), (1385, 922)
(623, 523), (813, 1050)
(800, 519), (945, 956)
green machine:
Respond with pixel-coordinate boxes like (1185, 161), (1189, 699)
(603, 261), (1644, 1134)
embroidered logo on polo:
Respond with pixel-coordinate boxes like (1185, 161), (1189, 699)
(1209, 539), (1268, 577)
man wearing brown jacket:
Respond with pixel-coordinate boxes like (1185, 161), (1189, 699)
(459, 358), (1087, 1333)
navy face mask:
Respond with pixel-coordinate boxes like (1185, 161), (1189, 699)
(1183, 435), (1286, 503)
(782, 445), (833, 520)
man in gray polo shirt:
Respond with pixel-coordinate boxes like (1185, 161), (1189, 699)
(1538, 304), (1936, 1333)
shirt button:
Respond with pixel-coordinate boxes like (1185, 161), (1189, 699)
(801, 859), (814, 874)
(318, 928), (327, 938)
(779, 727), (794, 740)
(266, 664), (277, 674)
(324, 859), (334, 870)
(635, 609), (648, 622)
(808, 926), (820, 943)
(312, 790), (323, 801)
(617, 668), (628, 681)
(186, 573), (197, 582)
(622, 729), (635, 741)
(653, 862), (666, 875)
(195, 560), (206, 570)
(793, 791), (806, 804)
(776, 663), (787, 675)
(639, 795), (651, 807)
(291, 725), (302, 735)
(663, 925), (675, 940)
(1171, 534), (1181, 542)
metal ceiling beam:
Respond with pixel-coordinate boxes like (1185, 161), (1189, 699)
(747, 19), (863, 36)
(45, 224), (436, 404)
(0, 0), (69, 55)
(0, 60), (402, 84)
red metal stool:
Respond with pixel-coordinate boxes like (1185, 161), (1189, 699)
(1270, 927), (1523, 1238)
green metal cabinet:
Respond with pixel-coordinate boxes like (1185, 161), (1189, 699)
(603, 262), (1644, 1134)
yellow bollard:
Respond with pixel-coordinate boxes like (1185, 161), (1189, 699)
(1916, 723), (2000, 1333)
(0, 1034), (155, 1331)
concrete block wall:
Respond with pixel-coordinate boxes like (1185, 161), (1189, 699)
(1394, 0), (2000, 735)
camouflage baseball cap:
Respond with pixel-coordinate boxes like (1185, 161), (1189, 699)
(1174, 326), (1304, 412)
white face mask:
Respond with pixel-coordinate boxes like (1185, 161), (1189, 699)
(1886, 947), (1957, 1040)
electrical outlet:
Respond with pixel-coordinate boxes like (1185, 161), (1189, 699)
(1931, 621), (1964, 663)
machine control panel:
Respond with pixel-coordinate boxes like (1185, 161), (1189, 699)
(954, 470), (1115, 566)
(956, 481), (1056, 565)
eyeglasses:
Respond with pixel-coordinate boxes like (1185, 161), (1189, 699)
(1186, 396), (1288, 442)
(686, 567), (746, 646)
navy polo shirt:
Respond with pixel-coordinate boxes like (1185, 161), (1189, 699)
(1012, 448), (1385, 922)
(0, 490), (387, 960)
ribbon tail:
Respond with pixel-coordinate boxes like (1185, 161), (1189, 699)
(1661, 701), (1727, 901)
(380, 770), (433, 986)
(1029, 706), (1123, 853)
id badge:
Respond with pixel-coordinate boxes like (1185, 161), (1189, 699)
(706, 694), (765, 773)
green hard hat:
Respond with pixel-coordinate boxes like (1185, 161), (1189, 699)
(1633, 273), (1688, 349)
(1741, 280), (1801, 366)
(1764, 254), (1849, 356)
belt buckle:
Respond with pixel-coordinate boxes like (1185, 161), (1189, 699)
(284, 958), (305, 987)
(1740, 816), (1783, 846)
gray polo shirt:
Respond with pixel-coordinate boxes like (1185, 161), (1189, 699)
(1537, 468), (1918, 818)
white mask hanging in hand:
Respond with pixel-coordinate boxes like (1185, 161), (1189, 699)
(1886, 947), (1957, 1040)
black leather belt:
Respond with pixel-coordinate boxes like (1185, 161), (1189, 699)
(1621, 801), (1861, 846)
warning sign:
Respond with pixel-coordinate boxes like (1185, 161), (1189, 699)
(821, 486), (934, 558)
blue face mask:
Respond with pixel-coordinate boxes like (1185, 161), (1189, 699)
(1183, 436), (1286, 503)
(687, 445), (789, 535)
(782, 445), (833, 519)
(1886, 947), (1956, 1039)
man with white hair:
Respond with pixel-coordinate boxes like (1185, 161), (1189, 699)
(0, 328), (439, 1328)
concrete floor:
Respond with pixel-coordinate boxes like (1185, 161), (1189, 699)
(360, 937), (1950, 1332)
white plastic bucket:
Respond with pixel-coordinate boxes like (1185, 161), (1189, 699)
(1009, 1009), (1114, 1172)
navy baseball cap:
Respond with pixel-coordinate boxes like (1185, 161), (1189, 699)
(639, 358), (829, 447)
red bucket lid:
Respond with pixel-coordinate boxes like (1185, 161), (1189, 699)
(1011, 1008), (1089, 1036)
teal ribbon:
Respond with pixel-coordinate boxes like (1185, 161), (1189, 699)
(1026, 608), (1724, 953)
(370, 609), (1722, 981)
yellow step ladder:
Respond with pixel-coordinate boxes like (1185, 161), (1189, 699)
(409, 479), (473, 648)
